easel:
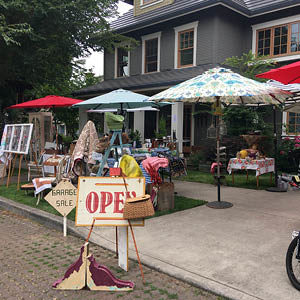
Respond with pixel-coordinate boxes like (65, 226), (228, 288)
(1, 152), (24, 190)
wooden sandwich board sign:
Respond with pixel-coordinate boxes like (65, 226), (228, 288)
(75, 176), (145, 227)
(76, 176), (145, 271)
(44, 179), (77, 237)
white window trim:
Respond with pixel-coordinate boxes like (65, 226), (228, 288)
(114, 47), (130, 79)
(252, 14), (300, 62)
(174, 21), (198, 69)
(141, 31), (161, 74)
(140, 0), (163, 9)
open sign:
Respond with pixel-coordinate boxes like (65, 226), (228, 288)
(75, 177), (145, 226)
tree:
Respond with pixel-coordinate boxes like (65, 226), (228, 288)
(0, 0), (137, 133)
(223, 50), (276, 80)
(222, 51), (276, 136)
(0, 0), (136, 106)
(0, 1), (32, 45)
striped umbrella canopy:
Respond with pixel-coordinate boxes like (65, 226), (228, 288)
(148, 67), (290, 104)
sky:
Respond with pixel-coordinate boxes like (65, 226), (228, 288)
(84, 1), (132, 76)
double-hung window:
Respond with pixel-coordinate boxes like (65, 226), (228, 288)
(178, 29), (194, 67)
(142, 32), (161, 74)
(174, 21), (198, 69)
(115, 47), (129, 78)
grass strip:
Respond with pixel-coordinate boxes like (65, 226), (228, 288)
(179, 169), (274, 190)
(0, 183), (206, 220)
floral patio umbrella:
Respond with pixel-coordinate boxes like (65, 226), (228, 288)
(149, 67), (288, 104)
(149, 67), (290, 208)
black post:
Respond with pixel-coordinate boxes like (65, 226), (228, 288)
(206, 97), (233, 209)
(266, 105), (286, 192)
(273, 106), (278, 187)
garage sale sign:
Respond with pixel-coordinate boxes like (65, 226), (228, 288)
(44, 179), (76, 216)
(75, 177), (145, 226)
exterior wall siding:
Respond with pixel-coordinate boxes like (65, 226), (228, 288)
(134, 0), (174, 16)
(103, 7), (255, 81)
(104, 51), (115, 80)
(130, 43), (143, 75)
(214, 7), (251, 64)
(160, 27), (175, 71)
(196, 14), (215, 65)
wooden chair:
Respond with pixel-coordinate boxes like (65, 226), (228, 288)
(27, 151), (45, 181)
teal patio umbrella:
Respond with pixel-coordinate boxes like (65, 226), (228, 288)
(73, 88), (167, 111)
(149, 67), (290, 208)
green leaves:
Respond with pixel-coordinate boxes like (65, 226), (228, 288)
(223, 50), (276, 81)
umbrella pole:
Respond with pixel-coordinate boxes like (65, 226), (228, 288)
(207, 97), (233, 209)
(216, 115), (221, 202)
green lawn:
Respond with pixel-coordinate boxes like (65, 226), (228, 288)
(0, 183), (207, 221)
(178, 169), (274, 190)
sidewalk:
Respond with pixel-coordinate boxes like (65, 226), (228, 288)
(1, 179), (300, 299)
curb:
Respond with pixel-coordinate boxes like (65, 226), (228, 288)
(0, 196), (259, 300)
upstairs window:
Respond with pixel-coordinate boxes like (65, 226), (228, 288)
(116, 48), (129, 78)
(291, 22), (300, 53)
(256, 20), (300, 57)
(174, 21), (198, 69)
(145, 38), (158, 73)
(142, 32), (161, 74)
(178, 29), (194, 67)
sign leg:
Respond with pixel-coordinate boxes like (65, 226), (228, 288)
(63, 215), (67, 237)
(117, 227), (128, 271)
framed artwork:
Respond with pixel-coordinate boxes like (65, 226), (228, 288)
(0, 124), (33, 154)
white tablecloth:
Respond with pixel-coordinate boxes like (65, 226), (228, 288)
(227, 158), (275, 177)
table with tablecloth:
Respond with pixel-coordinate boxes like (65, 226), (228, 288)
(227, 158), (274, 187)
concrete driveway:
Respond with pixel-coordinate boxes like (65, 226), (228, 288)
(90, 181), (300, 300)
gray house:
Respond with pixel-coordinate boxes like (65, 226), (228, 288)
(75, 0), (300, 153)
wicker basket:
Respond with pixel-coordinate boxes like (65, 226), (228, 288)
(123, 194), (154, 219)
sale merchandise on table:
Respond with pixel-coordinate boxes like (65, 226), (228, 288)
(227, 158), (275, 177)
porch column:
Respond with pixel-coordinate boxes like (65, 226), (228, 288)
(103, 114), (109, 134)
(171, 102), (183, 154)
(78, 107), (88, 133)
(133, 111), (145, 142)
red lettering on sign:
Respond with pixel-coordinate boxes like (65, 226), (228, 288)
(113, 192), (125, 213)
(131, 191), (137, 198)
(86, 192), (99, 213)
(100, 192), (113, 213)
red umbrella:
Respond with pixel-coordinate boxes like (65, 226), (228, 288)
(7, 95), (83, 109)
(256, 61), (300, 84)
(7, 95), (83, 157)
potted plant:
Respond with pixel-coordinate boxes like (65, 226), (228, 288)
(129, 130), (142, 148)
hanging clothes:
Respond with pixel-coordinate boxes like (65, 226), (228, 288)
(70, 120), (98, 177)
